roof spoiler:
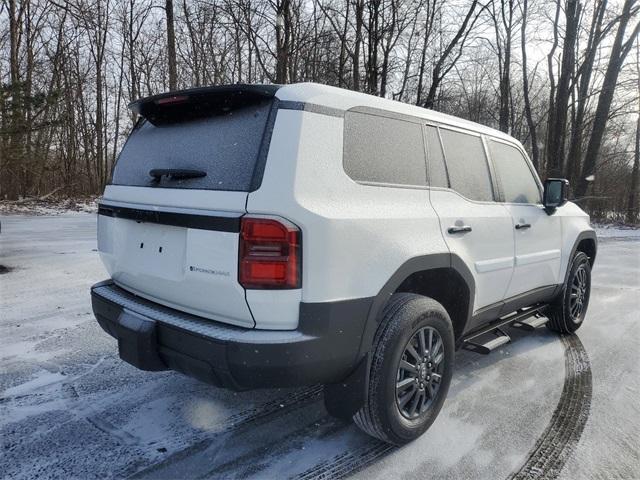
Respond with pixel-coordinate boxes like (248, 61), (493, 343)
(128, 84), (280, 126)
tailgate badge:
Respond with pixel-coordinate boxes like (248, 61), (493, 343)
(189, 265), (230, 277)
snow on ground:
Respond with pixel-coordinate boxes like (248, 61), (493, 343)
(0, 213), (638, 479)
(0, 197), (98, 217)
(593, 223), (640, 238)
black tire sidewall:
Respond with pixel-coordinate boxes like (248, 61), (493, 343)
(373, 296), (455, 444)
(561, 252), (591, 331)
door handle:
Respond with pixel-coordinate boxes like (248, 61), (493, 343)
(515, 223), (531, 230)
(448, 225), (472, 234)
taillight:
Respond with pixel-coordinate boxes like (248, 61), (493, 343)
(239, 217), (301, 289)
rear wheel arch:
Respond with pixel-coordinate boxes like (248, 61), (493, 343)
(324, 254), (474, 421)
(362, 254), (475, 351)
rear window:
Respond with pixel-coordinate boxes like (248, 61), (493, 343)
(111, 100), (273, 191)
(440, 128), (494, 202)
(343, 111), (427, 187)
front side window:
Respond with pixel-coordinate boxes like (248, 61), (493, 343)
(439, 128), (494, 202)
(343, 111), (427, 187)
(489, 140), (541, 204)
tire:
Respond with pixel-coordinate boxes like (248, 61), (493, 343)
(546, 251), (591, 334)
(353, 293), (455, 445)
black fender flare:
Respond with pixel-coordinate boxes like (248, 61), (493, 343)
(324, 252), (475, 420)
(562, 230), (597, 287)
(358, 253), (475, 358)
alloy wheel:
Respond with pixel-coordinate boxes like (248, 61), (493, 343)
(395, 326), (445, 420)
(569, 265), (588, 323)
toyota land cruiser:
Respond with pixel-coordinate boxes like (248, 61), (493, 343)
(91, 83), (596, 444)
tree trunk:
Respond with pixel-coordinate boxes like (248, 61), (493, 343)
(275, 0), (291, 83)
(4, 0), (22, 200)
(165, 0), (178, 90)
(353, 0), (364, 91)
(546, 0), (581, 177)
(520, 0), (540, 170)
(626, 41), (640, 224)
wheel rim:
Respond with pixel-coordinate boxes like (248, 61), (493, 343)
(569, 265), (588, 323)
(395, 326), (445, 420)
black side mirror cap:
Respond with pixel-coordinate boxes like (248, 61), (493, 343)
(543, 178), (570, 214)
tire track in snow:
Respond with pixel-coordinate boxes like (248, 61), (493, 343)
(295, 441), (394, 480)
(507, 334), (592, 480)
(293, 333), (592, 480)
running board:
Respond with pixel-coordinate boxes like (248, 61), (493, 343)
(463, 328), (511, 354)
(512, 314), (549, 331)
(462, 304), (547, 355)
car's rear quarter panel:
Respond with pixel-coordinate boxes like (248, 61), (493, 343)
(246, 109), (448, 328)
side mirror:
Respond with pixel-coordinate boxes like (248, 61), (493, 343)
(543, 178), (569, 213)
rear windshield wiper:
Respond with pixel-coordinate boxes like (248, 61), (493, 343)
(149, 169), (207, 182)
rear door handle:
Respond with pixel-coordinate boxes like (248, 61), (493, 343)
(515, 223), (531, 230)
(448, 225), (472, 234)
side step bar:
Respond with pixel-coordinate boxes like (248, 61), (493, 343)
(462, 305), (548, 354)
(463, 327), (511, 355)
(512, 314), (549, 331)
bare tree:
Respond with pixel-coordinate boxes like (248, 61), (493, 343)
(576, 0), (640, 197)
(422, 0), (483, 109)
(626, 39), (639, 223)
(491, 0), (516, 133)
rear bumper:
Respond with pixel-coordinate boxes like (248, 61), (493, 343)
(91, 280), (371, 390)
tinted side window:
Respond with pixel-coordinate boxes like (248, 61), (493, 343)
(424, 126), (448, 188)
(440, 129), (494, 201)
(489, 140), (541, 204)
(343, 111), (427, 187)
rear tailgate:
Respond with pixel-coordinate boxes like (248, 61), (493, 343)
(98, 191), (253, 327)
(97, 86), (279, 328)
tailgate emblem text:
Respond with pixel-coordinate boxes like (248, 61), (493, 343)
(189, 266), (230, 277)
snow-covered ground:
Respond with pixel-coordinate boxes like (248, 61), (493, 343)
(593, 223), (640, 238)
(1, 213), (638, 479)
(0, 197), (98, 217)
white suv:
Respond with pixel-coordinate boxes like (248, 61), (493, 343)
(91, 83), (596, 444)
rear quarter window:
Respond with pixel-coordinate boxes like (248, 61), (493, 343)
(343, 111), (427, 187)
(111, 100), (273, 191)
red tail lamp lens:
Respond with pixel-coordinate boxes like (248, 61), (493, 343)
(239, 217), (301, 289)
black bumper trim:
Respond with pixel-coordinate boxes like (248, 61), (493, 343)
(91, 281), (371, 390)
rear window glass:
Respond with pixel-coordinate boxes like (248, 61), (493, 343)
(111, 100), (273, 191)
(440, 128), (494, 201)
(343, 111), (427, 187)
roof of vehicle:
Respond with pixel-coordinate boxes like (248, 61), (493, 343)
(129, 82), (517, 145)
(276, 82), (516, 143)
